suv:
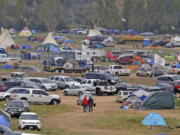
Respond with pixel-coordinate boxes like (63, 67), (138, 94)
(19, 112), (41, 130)
(157, 74), (180, 86)
(4, 100), (30, 117)
(24, 77), (57, 91)
(49, 76), (80, 88)
(10, 89), (61, 105)
(116, 90), (134, 103)
(85, 72), (120, 84)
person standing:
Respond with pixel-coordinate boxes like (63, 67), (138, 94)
(82, 96), (89, 112)
(88, 96), (94, 112)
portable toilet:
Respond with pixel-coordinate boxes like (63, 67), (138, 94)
(143, 38), (151, 47)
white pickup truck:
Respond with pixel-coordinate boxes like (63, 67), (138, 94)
(0, 54), (21, 63)
(10, 89), (61, 105)
(106, 65), (131, 76)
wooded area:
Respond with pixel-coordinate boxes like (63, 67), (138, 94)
(0, 0), (179, 33)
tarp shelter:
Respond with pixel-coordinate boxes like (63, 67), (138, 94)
(143, 38), (152, 47)
(31, 29), (37, 34)
(141, 113), (167, 126)
(21, 44), (32, 49)
(19, 27), (32, 37)
(0, 115), (10, 127)
(0, 29), (16, 49)
(140, 91), (174, 110)
(39, 43), (59, 52)
(43, 32), (58, 46)
(49, 45), (60, 54)
(88, 29), (102, 37)
(127, 29), (139, 35)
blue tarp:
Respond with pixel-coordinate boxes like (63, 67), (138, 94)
(143, 38), (152, 47)
(0, 115), (10, 127)
(53, 35), (66, 39)
(49, 45), (60, 54)
(21, 44), (32, 49)
(36, 49), (44, 53)
(31, 29), (37, 34)
(2, 65), (13, 69)
(141, 113), (167, 126)
(64, 40), (72, 44)
(175, 64), (180, 68)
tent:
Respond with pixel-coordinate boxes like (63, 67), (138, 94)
(19, 27), (32, 37)
(0, 29), (16, 49)
(141, 113), (167, 126)
(43, 32), (58, 46)
(0, 115), (10, 127)
(88, 29), (102, 37)
(31, 29), (37, 34)
(140, 91), (174, 110)
(49, 45), (60, 54)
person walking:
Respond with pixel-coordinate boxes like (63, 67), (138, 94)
(82, 96), (89, 112)
(88, 96), (94, 112)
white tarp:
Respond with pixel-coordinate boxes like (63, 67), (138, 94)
(154, 54), (166, 67)
(88, 29), (102, 37)
(0, 29), (16, 48)
(43, 32), (58, 45)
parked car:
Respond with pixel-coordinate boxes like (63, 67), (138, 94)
(19, 66), (41, 72)
(24, 77), (57, 91)
(153, 82), (175, 92)
(4, 100), (30, 117)
(106, 65), (131, 76)
(80, 79), (97, 90)
(77, 94), (96, 106)
(19, 112), (41, 130)
(157, 74), (180, 86)
(1, 72), (27, 81)
(49, 76), (80, 88)
(3, 81), (26, 90)
(0, 83), (7, 92)
(136, 67), (152, 77)
(174, 81), (180, 93)
(10, 89), (61, 105)
(85, 72), (120, 84)
(63, 85), (95, 96)
(116, 90), (134, 103)
(0, 124), (21, 135)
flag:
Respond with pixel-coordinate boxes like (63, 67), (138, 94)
(122, 17), (126, 22)
(154, 54), (166, 67)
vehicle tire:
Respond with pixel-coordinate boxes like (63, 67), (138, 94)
(5, 96), (10, 102)
(51, 99), (58, 105)
(115, 72), (119, 76)
(96, 89), (102, 96)
(136, 73), (139, 77)
(78, 91), (83, 96)
(42, 86), (47, 91)
(65, 85), (69, 89)
(60, 69), (65, 74)
(55, 69), (59, 73)
(37, 128), (41, 131)
(21, 97), (28, 101)
(63, 91), (68, 96)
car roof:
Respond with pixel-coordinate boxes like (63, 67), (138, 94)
(10, 72), (25, 74)
(158, 74), (178, 77)
(21, 112), (37, 115)
(25, 77), (47, 79)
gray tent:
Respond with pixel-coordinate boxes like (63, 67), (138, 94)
(140, 91), (175, 110)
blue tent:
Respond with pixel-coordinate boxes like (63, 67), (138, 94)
(64, 40), (72, 44)
(175, 64), (180, 68)
(21, 44), (32, 49)
(141, 113), (167, 126)
(53, 35), (66, 39)
(36, 49), (44, 53)
(49, 45), (60, 54)
(31, 29), (37, 34)
(128, 29), (139, 35)
(0, 115), (10, 127)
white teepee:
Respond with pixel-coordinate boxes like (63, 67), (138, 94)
(42, 32), (58, 45)
(88, 29), (102, 37)
(0, 29), (16, 48)
(19, 27), (32, 37)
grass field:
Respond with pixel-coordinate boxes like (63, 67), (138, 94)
(0, 34), (180, 135)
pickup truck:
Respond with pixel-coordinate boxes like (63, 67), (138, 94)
(1, 72), (27, 81)
(106, 65), (131, 76)
(10, 89), (61, 105)
(0, 54), (21, 63)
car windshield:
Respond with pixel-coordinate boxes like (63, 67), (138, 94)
(64, 78), (74, 82)
(172, 76), (180, 81)
(42, 79), (52, 83)
(21, 114), (38, 120)
(8, 101), (24, 107)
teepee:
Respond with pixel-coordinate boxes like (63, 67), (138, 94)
(42, 32), (58, 45)
(88, 29), (102, 37)
(0, 29), (16, 48)
(19, 27), (32, 37)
